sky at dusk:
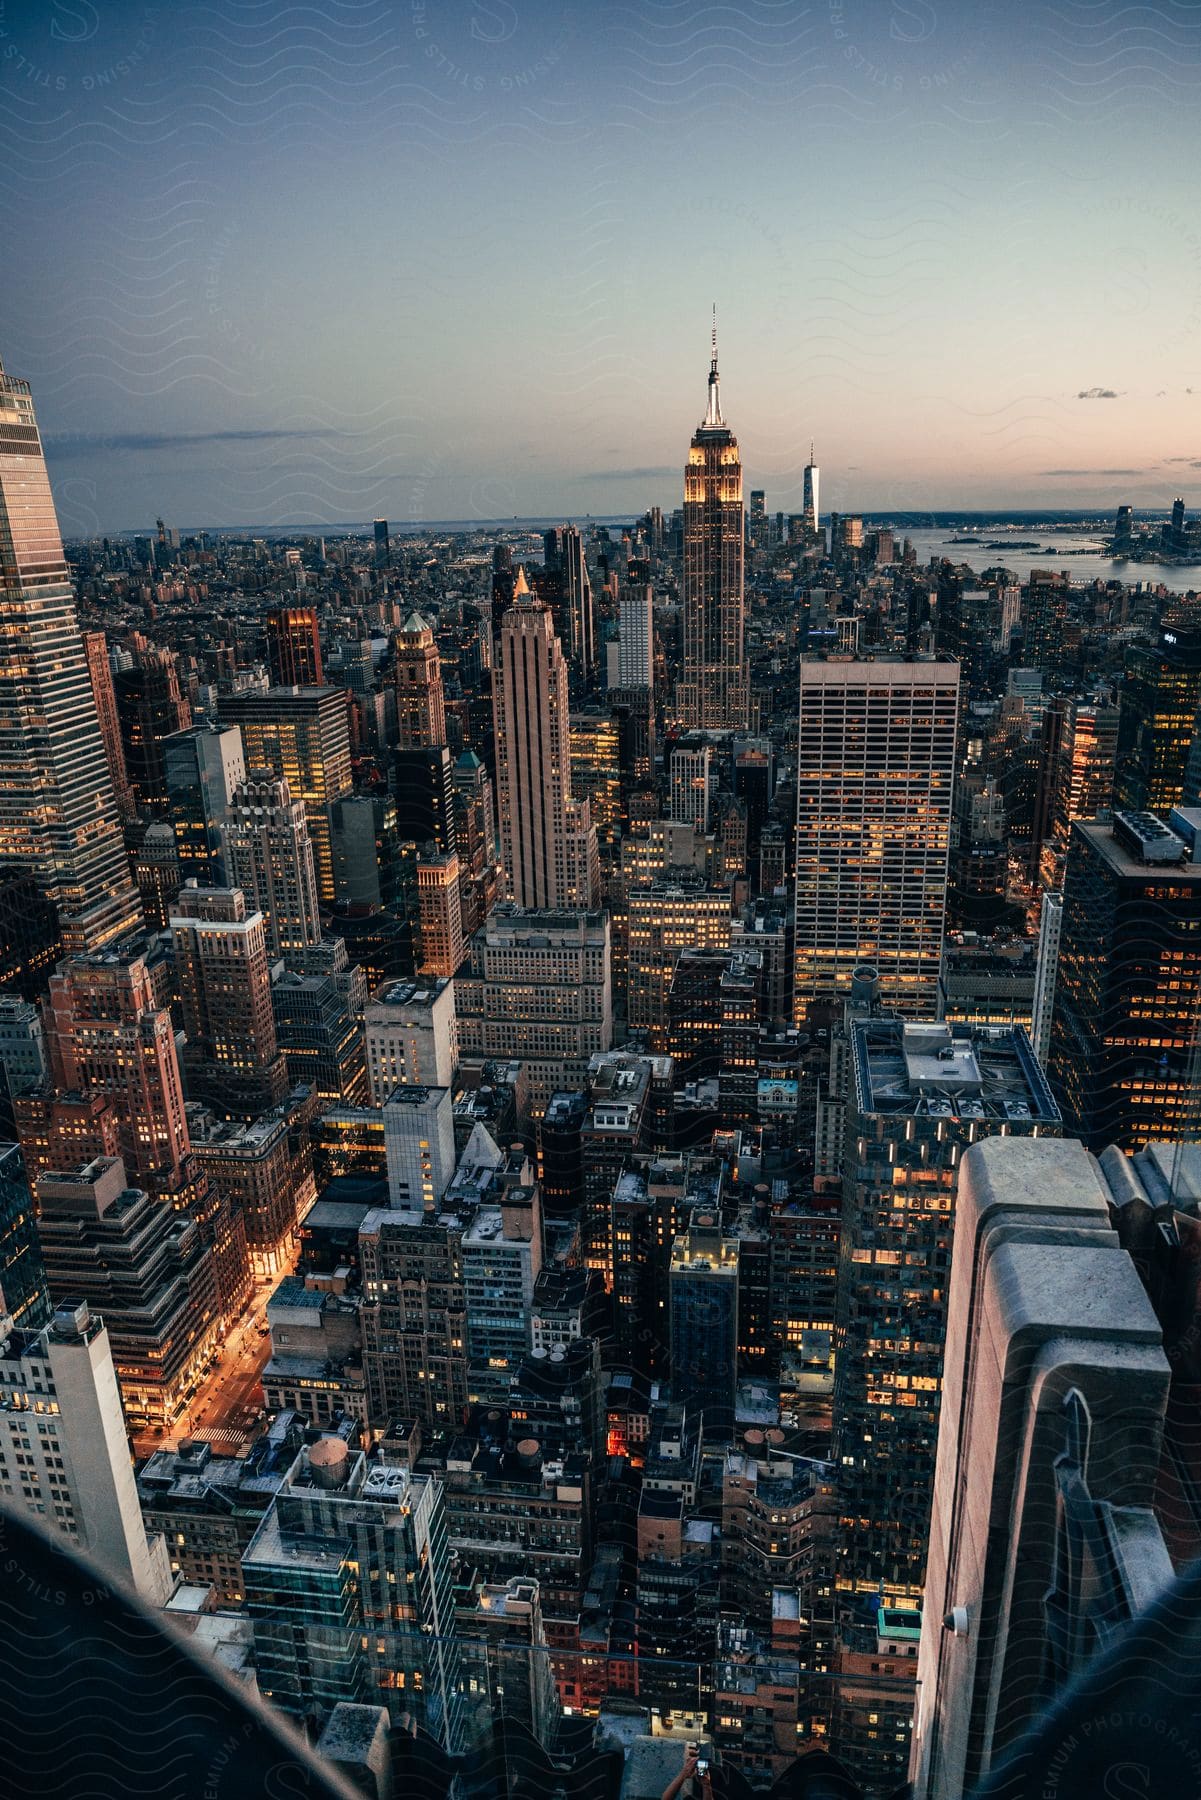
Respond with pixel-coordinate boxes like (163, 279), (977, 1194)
(1, 0), (1200, 533)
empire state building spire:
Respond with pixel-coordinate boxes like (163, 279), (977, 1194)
(677, 315), (748, 731)
(704, 306), (723, 428)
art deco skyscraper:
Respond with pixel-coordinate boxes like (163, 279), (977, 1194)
(793, 657), (959, 1020)
(0, 356), (141, 950)
(677, 323), (748, 731)
(171, 883), (288, 1119)
(218, 684), (352, 903)
(493, 576), (599, 909)
(394, 610), (446, 748)
(221, 773), (323, 960)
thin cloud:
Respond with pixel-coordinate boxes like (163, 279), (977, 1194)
(1076, 386), (1120, 400)
(575, 465), (678, 482)
(44, 428), (352, 457)
(1039, 467), (1144, 477)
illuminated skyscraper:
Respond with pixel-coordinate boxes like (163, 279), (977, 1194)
(559, 523), (595, 682)
(793, 658), (959, 1020)
(393, 610), (446, 748)
(373, 517), (390, 571)
(172, 883), (288, 1119)
(1118, 596), (1201, 813)
(802, 444), (820, 539)
(0, 356), (141, 950)
(163, 722), (246, 883)
(112, 645), (191, 815)
(493, 578), (599, 909)
(218, 686), (352, 903)
(222, 773), (322, 960)
(44, 947), (192, 1187)
(677, 322), (748, 730)
(415, 849), (465, 978)
(1048, 811), (1201, 1151)
(265, 606), (324, 688)
(616, 583), (654, 691)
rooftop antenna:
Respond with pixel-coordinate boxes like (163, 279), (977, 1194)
(705, 304), (723, 428)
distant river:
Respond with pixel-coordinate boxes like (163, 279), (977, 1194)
(898, 527), (1200, 595)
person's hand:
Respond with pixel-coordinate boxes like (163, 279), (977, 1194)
(681, 1755), (699, 1781)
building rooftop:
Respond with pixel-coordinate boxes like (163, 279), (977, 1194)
(370, 977), (451, 1011)
(1076, 815), (1201, 882)
(852, 1018), (1059, 1124)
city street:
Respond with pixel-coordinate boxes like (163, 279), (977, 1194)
(134, 1269), (284, 1460)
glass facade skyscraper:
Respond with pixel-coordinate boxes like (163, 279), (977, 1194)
(0, 357), (141, 950)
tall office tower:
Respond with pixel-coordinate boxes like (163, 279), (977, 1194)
(668, 740), (712, 832)
(1114, 500), (1134, 551)
(222, 773), (322, 960)
(569, 709), (622, 856)
(1020, 569), (1072, 673)
(242, 1441), (463, 1747)
(1053, 697), (1118, 836)
(393, 610), (446, 747)
(271, 953), (368, 1107)
(172, 884), (288, 1119)
(1116, 596), (1201, 812)
(493, 582), (599, 908)
(113, 646), (191, 815)
(415, 848), (465, 977)
(394, 743), (456, 854)
(130, 821), (181, 931)
(264, 605), (324, 688)
(82, 631), (136, 822)
(0, 1142), (50, 1334)
(1026, 697), (1068, 885)
(837, 1019), (1060, 1602)
(670, 1211), (739, 1439)
(454, 904), (613, 1117)
(0, 865), (61, 1000)
(616, 582), (654, 690)
(910, 1137), (1170, 1800)
(219, 685), (353, 903)
(364, 976), (458, 1103)
(1049, 809), (1201, 1151)
(748, 487), (767, 553)
(0, 1299), (174, 1601)
(677, 326), (748, 730)
(44, 947), (191, 1187)
(373, 516), (390, 570)
(1170, 494), (1187, 552)
(330, 793), (403, 912)
(35, 1156), (220, 1429)
(802, 443), (820, 538)
(792, 658), (960, 1021)
(559, 522), (595, 681)
(359, 1202), (470, 1428)
(382, 1083), (456, 1209)
(626, 877), (732, 1051)
(164, 722), (246, 883)
(0, 355), (142, 951)
(489, 540), (516, 646)
(462, 1177), (543, 1403)
(452, 748), (496, 871)
(1029, 888), (1062, 1066)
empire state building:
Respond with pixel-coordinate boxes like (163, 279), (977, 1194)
(677, 324), (748, 731)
